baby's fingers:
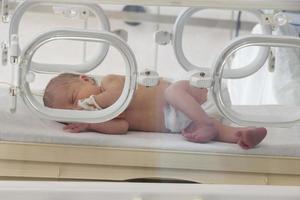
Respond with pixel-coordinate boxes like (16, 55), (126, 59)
(63, 124), (81, 133)
(63, 124), (74, 130)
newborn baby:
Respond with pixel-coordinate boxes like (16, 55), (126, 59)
(43, 73), (267, 149)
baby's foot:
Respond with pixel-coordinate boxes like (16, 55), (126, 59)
(236, 127), (267, 149)
(182, 122), (218, 143)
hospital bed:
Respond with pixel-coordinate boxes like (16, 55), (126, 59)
(1, 93), (300, 185)
(0, 0), (300, 186)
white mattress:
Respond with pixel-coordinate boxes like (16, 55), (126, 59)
(0, 87), (300, 157)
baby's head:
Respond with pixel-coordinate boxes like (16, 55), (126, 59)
(43, 73), (101, 109)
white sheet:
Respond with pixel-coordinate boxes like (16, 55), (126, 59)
(0, 87), (300, 157)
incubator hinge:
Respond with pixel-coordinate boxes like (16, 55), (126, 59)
(189, 71), (213, 88)
(1, 41), (8, 66)
(10, 34), (19, 64)
(1, 0), (9, 23)
(154, 30), (172, 45)
(262, 13), (289, 28)
(9, 86), (18, 113)
(138, 68), (160, 87)
(261, 14), (274, 25)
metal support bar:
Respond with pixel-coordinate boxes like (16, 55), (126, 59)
(3, 2), (257, 30)
(37, 0), (300, 11)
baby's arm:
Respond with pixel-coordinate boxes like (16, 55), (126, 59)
(93, 75), (125, 108)
(63, 119), (129, 134)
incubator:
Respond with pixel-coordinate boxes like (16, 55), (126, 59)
(0, 0), (300, 196)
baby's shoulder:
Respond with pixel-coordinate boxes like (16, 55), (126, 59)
(101, 74), (125, 89)
(102, 74), (123, 82)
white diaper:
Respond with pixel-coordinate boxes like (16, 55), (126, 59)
(164, 89), (229, 133)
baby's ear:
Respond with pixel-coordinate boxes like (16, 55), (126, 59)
(79, 75), (96, 84)
(79, 75), (90, 82)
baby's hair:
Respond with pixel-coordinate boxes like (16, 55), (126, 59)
(43, 73), (80, 108)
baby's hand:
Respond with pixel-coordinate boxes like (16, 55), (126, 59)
(63, 123), (90, 133)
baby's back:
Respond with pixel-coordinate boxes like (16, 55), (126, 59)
(121, 78), (171, 132)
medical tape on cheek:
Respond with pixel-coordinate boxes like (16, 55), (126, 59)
(78, 95), (102, 111)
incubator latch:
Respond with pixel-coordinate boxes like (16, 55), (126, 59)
(10, 34), (19, 64)
(1, 0), (9, 23)
(189, 71), (212, 88)
(1, 41), (8, 66)
(138, 68), (160, 87)
(155, 31), (172, 45)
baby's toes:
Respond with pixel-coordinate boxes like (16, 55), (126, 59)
(182, 132), (197, 142)
(238, 139), (250, 149)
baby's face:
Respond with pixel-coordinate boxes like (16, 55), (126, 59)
(54, 76), (101, 110)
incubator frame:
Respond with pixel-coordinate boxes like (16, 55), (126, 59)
(172, 8), (272, 78)
(20, 29), (137, 123)
(2, 0), (300, 126)
(212, 35), (300, 127)
(9, 1), (111, 73)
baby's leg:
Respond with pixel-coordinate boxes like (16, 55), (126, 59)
(182, 119), (267, 148)
(182, 121), (218, 143)
(212, 119), (267, 149)
(164, 81), (218, 142)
